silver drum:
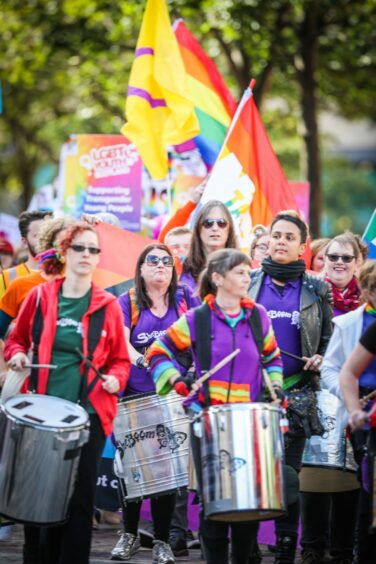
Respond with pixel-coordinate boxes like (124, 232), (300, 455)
(301, 390), (358, 492)
(113, 392), (189, 500)
(193, 402), (286, 522)
(0, 394), (89, 524)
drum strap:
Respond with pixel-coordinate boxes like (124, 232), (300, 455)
(79, 306), (106, 407)
(29, 286), (43, 392)
(194, 303), (265, 406)
(194, 303), (212, 407)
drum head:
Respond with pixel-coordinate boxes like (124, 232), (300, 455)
(4, 394), (89, 429)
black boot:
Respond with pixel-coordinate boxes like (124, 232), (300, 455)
(274, 534), (297, 564)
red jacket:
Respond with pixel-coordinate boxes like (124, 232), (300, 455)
(4, 278), (130, 435)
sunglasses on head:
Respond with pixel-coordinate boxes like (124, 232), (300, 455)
(144, 254), (174, 267)
(70, 244), (101, 255)
(202, 218), (229, 229)
(326, 253), (355, 264)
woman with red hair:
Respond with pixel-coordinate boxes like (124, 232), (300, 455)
(4, 221), (130, 564)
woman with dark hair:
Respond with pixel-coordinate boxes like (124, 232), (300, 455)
(180, 200), (237, 291)
(148, 248), (284, 564)
(248, 210), (333, 564)
(4, 221), (130, 564)
(111, 243), (195, 564)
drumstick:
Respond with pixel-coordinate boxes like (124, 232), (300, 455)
(362, 389), (376, 402)
(75, 348), (106, 382)
(23, 363), (57, 370)
(280, 349), (305, 363)
(186, 348), (241, 397)
(262, 368), (278, 402)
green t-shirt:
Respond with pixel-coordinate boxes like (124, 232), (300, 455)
(48, 289), (95, 412)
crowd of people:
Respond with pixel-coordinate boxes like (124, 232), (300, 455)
(0, 200), (375, 564)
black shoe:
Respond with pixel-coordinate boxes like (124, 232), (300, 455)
(169, 534), (189, 557)
(186, 529), (200, 549)
(274, 535), (297, 564)
(301, 549), (325, 564)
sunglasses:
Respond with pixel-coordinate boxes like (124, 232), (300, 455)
(326, 253), (355, 264)
(145, 254), (174, 267)
(69, 244), (101, 255)
(202, 218), (229, 229)
(255, 243), (269, 252)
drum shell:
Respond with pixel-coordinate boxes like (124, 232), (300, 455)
(0, 396), (89, 525)
(113, 392), (189, 500)
(194, 402), (286, 522)
(301, 389), (358, 492)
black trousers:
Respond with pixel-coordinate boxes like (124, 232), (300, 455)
(300, 489), (359, 558)
(120, 492), (176, 543)
(274, 435), (306, 539)
(191, 424), (258, 564)
(38, 414), (105, 564)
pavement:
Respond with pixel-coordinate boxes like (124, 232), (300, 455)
(0, 521), (279, 563)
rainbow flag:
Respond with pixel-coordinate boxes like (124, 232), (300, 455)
(201, 80), (298, 250)
(93, 223), (153, 296)
(173, 20), (237, 170)
(362, 207), (376, 259)
(121, 0), (199, 180)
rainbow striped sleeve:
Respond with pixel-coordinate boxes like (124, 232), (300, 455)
(261, 323), (283, 387)
(147, 314), (192, 396)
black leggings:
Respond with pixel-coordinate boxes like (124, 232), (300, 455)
(120, 492), (176, 543)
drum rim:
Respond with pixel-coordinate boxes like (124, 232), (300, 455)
(2, 393), (89, 431)
(195, 401), (283, 419)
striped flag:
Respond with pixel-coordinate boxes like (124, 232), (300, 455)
(93, 223), (153, 296)
(201, 80), (298, 250)
(362, 208), (376, 259)
(173, 19), (237, 170)
(121, 0), (199, 180)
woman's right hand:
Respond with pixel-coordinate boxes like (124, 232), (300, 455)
(348, 408), (368, 430)
(9, 352), (29, 371)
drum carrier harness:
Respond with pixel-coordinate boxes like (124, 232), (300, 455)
(29, 295), (106, 408)
(194, 301), (264, 406)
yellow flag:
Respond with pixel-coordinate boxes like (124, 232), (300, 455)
(121, 0), (200, 180)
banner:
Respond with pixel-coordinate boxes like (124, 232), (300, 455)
(58, 134), (142, 231)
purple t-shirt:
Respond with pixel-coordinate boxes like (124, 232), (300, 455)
(257, 275), (303, 377)
(179, 269), (197, 292)
(118, 294), (182, 395)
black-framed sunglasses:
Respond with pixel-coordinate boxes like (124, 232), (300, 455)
(202, 218), (229, 229)
(69, 244), (101, 255)
(326, 253), (355, 264)
(144, 254), (174, 267)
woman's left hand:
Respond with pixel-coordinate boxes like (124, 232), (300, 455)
(102, 374), (120, 394)
(303, 354), (323, 372)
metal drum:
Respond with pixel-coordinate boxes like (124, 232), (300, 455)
(301, 389), (358, 492)
(0, 394), (89, 524)
(113, 392), (190, 500)
(193, 402), (286, 522)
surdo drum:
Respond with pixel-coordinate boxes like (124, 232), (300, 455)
(0, 394), (89, 524)
(193, 402), (286, 521)
(113, 392), (190, 500)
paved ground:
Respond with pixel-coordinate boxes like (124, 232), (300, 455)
(0, 521), (279, 563)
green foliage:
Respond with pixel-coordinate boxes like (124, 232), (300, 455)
(0, 0), (374, 229)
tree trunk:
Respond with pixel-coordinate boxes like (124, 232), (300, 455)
(296, 9), (322, 238)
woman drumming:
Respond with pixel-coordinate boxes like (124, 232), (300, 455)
(340, 317), (376, 563)
(179, 200), (237, 292)
(4, 221), (130, 564)
(111, 243), (195, 564)
(148, 248), (284, 564)
(300, 232), (362, 564)
(248, 211), (333, 564)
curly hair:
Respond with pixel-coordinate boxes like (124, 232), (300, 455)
(18, 210), (53, 239)
(359, 260), (376, 295)
(37, 216), (75, 275)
